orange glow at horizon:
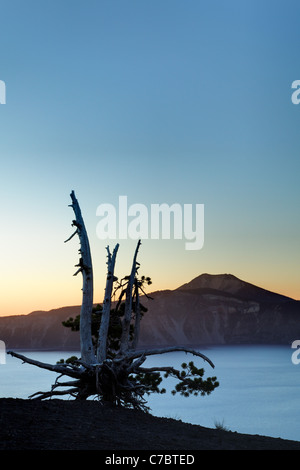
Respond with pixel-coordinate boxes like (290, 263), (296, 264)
(1, 272), (299, 318)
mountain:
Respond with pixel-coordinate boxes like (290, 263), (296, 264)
(0, 274), (299, 350)
(139, 274), (300, 347)
(177, 273), (292, 303)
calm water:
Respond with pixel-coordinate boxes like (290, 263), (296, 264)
(0, 345), (299, 442)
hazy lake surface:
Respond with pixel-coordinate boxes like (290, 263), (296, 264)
(0, 345), (299, 442)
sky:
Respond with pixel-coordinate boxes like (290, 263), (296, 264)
(0, 0), (299, 316)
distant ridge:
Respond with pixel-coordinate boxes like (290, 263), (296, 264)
(0, 274), (299, 350)
(0, 305), (81, 350)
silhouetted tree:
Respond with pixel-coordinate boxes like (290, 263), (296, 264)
(8, 191), (218, 410)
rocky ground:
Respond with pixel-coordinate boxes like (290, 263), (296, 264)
(0, 398), (299, 451)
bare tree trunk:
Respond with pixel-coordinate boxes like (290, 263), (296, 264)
(97, 243), (119, 362)
(67, 191), (95, 364)
(120, 240), (141, 354)
(132, 279), (141, 350)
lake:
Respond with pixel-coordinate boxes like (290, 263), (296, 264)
(0, 345), (299, 442)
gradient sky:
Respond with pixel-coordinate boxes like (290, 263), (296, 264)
(0, 0), (299, 316)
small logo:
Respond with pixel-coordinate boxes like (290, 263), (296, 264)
(291, 340), (300, 365)
(0, 80), (6, 104)
(0, 340), (6, 364)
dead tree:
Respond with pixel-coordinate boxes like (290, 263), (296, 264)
(8, 191), (219, 409)
(65, 190), (95, 364)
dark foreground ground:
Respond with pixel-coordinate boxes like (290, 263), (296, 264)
(0, 398), (299, 451)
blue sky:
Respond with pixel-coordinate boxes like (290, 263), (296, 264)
(0, 0), (299, 315)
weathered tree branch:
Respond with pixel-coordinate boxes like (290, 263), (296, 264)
(120, 239), (141, 354)
(7, 351), (84, 379)
(64, 228), (78, 243)
(131, 280), (141, 350)
(97, 243), (119, 362)
(121, 346), (215, 369)
(29, 388), (80, 400)
(68, 191), (95, 364)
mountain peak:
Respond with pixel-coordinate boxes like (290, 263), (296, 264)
(177, 273), (293, 302)
(177, 273), (246, 295)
